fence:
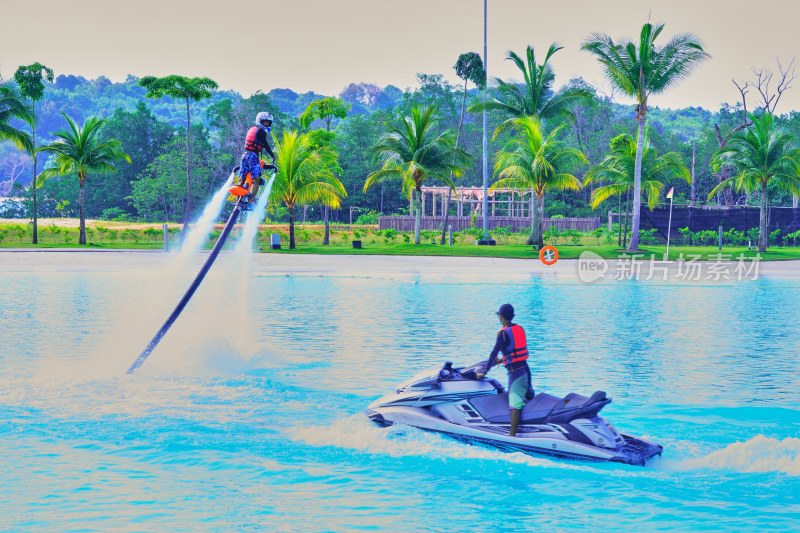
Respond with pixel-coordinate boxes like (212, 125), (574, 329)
(378, 216), (602, 232)
(639, 206), (800, 240)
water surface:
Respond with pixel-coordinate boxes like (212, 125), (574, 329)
(1, 252), (798, 531)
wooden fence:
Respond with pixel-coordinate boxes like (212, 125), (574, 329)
(378, 216), (602, 232)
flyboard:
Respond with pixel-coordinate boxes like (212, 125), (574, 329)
(126, 164), (276, 374)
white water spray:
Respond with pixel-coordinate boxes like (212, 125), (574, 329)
(234, 175), (275, 257)
(178, 173), (235, 260)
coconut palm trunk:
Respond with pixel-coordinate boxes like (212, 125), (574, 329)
(758, 182), (768, 252)
(78, 173), (87, 245)
(527, 187), (541, 247)
(414, 186), (422, 244)
(289, 204), (296, 249)
(536, 193), (545, 249)
(623, 190), (631, 248)
(628, 113), (646, 250)
(322, 206), (330, 245)
(31, 100), (38, 244)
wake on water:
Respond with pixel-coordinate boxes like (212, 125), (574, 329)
(290, 414), (800, 478)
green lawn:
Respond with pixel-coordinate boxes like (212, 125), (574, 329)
(3, 240), (800, 260)
(258, 243), (800, 261)
(0, 241), (165, 250)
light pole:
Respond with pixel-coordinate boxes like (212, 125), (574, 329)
(481, 0), (490, 243)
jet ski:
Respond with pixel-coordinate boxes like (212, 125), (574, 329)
(366, 361), (663, 466)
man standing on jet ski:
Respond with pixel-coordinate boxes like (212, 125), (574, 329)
(237, 111), (276, 211)
(476, 303), (533, 437)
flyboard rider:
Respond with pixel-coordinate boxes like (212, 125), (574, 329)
(230, 111), (276, 210)
(476, 303), (535, 437)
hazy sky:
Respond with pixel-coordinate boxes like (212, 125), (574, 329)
(3, 0), (800, 112)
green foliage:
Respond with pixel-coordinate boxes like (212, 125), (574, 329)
(785, 230), (800, 246)
(366, 105), (469, 244)
(492, 115), (586, 246)
(723, 229), (746, 246)
(130, 128), (230, 222)
(584, 129), (689, 210)
(138, 75), (218, 102)
(0, 79), (34, 152)
(354, 210), (380, 225)
(334, 110), (391, 211)
(300, 97), (349, 131)
(711, 113), (800, 250)
(469, 43), (591, 136)
(55, 199), (71, 217)
(581, 23), (708, 111)
(38, 113), (131, 244)
(454, 52), (486, 89)
(91, 101), (173, 217)
(638, 228), (658, 245)
(271, 130), (347, 248)
(102, 207), (128, 221)
(582, 22), (708, 249)
(14, 63), (54, 103)
(47, 223), (61, 243)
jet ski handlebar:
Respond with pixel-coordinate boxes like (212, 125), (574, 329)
(440, 361), (488, 381)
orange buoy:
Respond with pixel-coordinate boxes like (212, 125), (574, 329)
(539, 245), (559, 265)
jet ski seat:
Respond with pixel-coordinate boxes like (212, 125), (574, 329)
(468, 390), (611, 424)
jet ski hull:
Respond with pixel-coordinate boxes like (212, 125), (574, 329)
(366, 406), (662, 466)
(366, 362), (663, 466)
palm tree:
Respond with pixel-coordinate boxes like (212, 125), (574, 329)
(491, 116), (587, 248)
(468, 43), (591, 136)
(365, 105), (469, 244)
(270, 130), (346, 249)
(13, 63), (53, 244)
(0, 79), (33, 152)
(710, 112), (800, 252)
(440, 52), (485, 245)
(582, 23), (708, 251)
(38, 113), (131, 245)
(584, 131), (690, 247)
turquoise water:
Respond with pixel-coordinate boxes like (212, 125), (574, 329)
(1, 253), (799, 532)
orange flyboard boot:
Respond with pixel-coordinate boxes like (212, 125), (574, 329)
(228, 172), (253, 197)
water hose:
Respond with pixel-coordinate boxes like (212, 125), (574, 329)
(125, 203), (242, 374)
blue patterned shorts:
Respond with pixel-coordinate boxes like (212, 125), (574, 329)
(239, 151), (262, 179)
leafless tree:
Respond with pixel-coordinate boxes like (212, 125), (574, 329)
(712, 58), (796, 206)
(0, 152), (31, 196)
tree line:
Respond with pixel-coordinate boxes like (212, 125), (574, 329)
(2, 21), (800, 252)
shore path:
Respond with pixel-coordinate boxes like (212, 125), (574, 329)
(1, 250), (798, 279)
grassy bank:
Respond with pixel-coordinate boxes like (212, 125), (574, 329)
(258, 243), (799, 261)
(2, 219), (799, 260)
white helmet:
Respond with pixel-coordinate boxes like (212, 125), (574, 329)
(256, 112), (273, 127)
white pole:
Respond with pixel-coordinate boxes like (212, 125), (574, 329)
(665, 196), (673, 260)
(481, 0), (489, 241)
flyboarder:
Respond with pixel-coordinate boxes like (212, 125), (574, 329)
(230, 111), (276, 211)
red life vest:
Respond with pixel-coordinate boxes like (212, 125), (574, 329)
(244, 126), (263, 153)
(500, 324), (529, 365)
